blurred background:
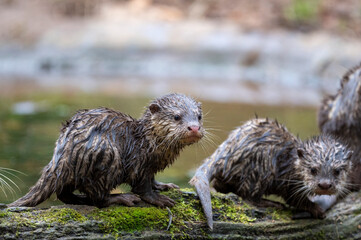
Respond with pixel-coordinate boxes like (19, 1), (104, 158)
(0, 0), (361, 205)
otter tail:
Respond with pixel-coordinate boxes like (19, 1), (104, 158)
(8, 166), (59, 207)
(189, 158), (215, 230)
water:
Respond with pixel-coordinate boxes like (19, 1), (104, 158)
(0, 93), (318, 205)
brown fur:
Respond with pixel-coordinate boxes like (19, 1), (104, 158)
(318, 63), (361, 191)
(9, 93), (204, 208)
(190, 118), (352, 229)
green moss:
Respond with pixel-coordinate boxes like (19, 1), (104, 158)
(7, 211), (35, 227)
(0, 208), (87, 229)
(305, 229), (326, 240)
(353, 206), (361, 215)
(0, 189), (293, 237)
(164, 189), (293, 227)
(37, 208), (87, 224)
(210, 192), (256, 224)
(91, 206), (168, 233)
(165, 189), (256, 227)
(166, 189), (205, 222)
(0, 210), (9, 218)
(266, 208), (292, 222)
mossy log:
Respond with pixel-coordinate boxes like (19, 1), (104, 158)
(1, 189), (361, 239)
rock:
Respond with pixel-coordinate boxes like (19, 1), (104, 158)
(0, 189), (360, 239)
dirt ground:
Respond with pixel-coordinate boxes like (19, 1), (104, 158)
(153, 0), (361, 36)
(0, 0), (360, 46)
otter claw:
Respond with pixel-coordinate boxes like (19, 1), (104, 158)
(153, 181), (180, 191)
(141, 193), (176, 207)
(292, 206), (325, 219)
(309, 205), (326, 219)
(109, 193), (141, 207)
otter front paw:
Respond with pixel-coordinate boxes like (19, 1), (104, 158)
(292, 206), (325, 219)
(153, 180), (179, 191)
(310, 206), (326, 219)
(141, 192), (176, 207)
(109, 193), (141, 207)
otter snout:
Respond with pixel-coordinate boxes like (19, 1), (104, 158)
(188, 125), (201, 134)
(318, 182), (332, 190)
(315, 179), (335, 195)
(181, 124), (203, 144)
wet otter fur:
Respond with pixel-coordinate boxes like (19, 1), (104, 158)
(9, 93), (204, 208)
(318, 63), (361, 191)
(190, 118), (352, 229)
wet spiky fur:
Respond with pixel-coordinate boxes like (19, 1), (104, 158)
(9, 93), (204, 208)
(190, 118), (352, 229)
(318, 63), (361, 191)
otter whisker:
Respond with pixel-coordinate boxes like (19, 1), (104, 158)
(203, 126), (221, 132)
(0, 174), (18, 198)
(0, 168), (25, 184)
(197, 140), (207, 152)
(338, 186), (351, 198)
(198, 140), (213, 156)
(202, 133), (219, 148)
(288, 185), (307, 201)
(201, 138), (217, 149)
(202, 109), (212, 118)
(0, 182), (10, 198)
(275, 178), (305, 183)
(291, 185), (311, 208)
(0, 167), (26, 175)
(0, 172), (20, 191)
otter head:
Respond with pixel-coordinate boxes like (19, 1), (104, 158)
(146, 93), (204, 146)
(295, 135), (352, 197)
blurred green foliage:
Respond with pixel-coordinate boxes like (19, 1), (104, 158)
(284, 0), (320, 25)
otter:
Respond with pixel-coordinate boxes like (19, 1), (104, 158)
(190, 118), (352, 229)
(9, 93), (204, 208)
(318, 63), (361, 191)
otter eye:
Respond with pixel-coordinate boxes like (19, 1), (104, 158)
(310, 168), (318, 175)
(174, 115), (181, 121)
(334, 169), (341, 177)
(198, 115), (202, 121)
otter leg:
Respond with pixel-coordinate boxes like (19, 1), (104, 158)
(212, 179), (235, 194)
(57, 185), (140, 207)
(132, 178), (176, 207)
(286, 195), (325, 219)
(57, 187), (95, 205)
(59, 191), (141, 207)
(250, 198), (286, 209)
(152, 178), (179, 191)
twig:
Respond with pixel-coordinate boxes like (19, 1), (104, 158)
(166, 207), (173, 231)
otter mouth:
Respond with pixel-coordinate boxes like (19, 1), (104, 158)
(181, 134), (202, 144)
(314, 189), (336, 195)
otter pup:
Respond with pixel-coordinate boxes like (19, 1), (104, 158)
(190, 118), (352, 229)
(318, 63), (361, 191)
(9, 93), (204, 208)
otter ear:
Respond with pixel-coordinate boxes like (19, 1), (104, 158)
(149, 103), (160, 114)
(297, 148), (305, 159)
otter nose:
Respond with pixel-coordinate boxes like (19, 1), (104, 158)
(188, 125), (200, 133)
(318, 182), (332, 190)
